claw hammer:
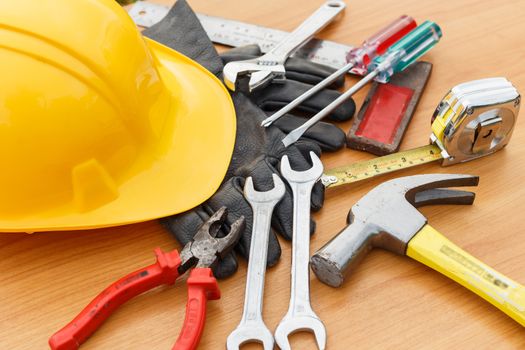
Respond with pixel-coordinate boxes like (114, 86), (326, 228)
(311, 174), (525, 326)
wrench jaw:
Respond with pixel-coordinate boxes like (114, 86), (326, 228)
(222, 59), (286, 92)
(226, 323), (275, 350)
(249, 69), (285, 92)
(244, 174), (286, 204)
(281, 152), (324, 184)
(274, 315), (327, 350)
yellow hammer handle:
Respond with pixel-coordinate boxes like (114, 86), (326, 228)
(407, 224), (525, 326)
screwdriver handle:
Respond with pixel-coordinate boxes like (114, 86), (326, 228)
(49, 249), (181, 350)
(348, 15), (417, 75)
(370, 20), (442, 83)
(263, 15), (416, 128)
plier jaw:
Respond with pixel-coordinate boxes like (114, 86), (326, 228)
(49, 207), (245, 350)
(178, 206), (245, 274)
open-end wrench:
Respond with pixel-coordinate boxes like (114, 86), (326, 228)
(227, 175), (285, 350)
(222, 1), (346, 92)
(275, 152), (326, 350)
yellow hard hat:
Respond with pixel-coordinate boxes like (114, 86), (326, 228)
(0, 0), (236, 232)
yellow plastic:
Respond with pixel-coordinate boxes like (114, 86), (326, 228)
(0, 0), (236, 232)
(407, 224), (525, 326)
(430, 107), (454, 142)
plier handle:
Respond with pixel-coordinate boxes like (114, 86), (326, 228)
(49, 207), (245, 350)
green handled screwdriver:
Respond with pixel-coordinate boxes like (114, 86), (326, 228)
(260, 15), (417, 127)
(281, 20), (442, 147)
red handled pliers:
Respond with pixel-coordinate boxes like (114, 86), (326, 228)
(49, 207), (245, 350)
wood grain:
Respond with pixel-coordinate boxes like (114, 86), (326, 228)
(2, 0), (525, 349)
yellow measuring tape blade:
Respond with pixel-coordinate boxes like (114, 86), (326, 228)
(323, 144), (443, 188)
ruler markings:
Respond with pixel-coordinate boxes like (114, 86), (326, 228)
(128, 1), (352, 69)
(324, 144), (443, 188)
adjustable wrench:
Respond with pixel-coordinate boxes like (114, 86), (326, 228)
(227, 175), (285, 350)
(275, 152), (326, 350)
(222, 1), (346, 92)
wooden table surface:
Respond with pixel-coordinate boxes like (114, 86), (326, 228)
(3, 0), (525, 349)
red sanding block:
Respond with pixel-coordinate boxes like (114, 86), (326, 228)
(346, 61), (433, 155)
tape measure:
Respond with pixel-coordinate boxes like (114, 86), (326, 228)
(322, 144), (442, 186)
(322, 78), (520, 188)
(128, 1), (353, 69)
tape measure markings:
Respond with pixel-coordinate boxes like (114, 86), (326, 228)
(322, 144), (443, 187)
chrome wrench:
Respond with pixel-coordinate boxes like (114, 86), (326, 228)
(227, 175), (285, 350)
(222, 1), (346, 92)
(275, 152), (326, 350)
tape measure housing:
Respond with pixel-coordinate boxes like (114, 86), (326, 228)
(430, 78), (520, 166)
(324, 78), (520, 188)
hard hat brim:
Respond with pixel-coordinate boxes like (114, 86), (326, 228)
(2, 39), (236, 232)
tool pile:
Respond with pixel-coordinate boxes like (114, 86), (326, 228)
(1, 0), (521, 349)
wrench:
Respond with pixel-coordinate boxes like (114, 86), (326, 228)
(275, 152), (326, 350)
(227, 174), (285, 350)
(222, 1), (346, 92)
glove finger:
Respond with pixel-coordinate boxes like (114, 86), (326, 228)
(290, 141), (325, 212)
(220, 44), (261, 64)
(160, 207), (238, 279)
(311, 181), (326, 213)
(272, 113), (346, 152)
(252, 80), (355, 122)
(265, 229), (282, 267)
(284, 57), (345, 88)
(142, 0), (224, 76)
(207, 177), (282, 268)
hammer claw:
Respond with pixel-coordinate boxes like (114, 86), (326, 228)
(414, 189), (476, 208)
(399, 174), (479, 205)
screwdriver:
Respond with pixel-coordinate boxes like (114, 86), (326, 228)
(261, 15), (417, 127)
(281, 20), (442, 147)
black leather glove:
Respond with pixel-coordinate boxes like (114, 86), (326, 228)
(221, 45), (355, 151)
(144, 0), (338, 278)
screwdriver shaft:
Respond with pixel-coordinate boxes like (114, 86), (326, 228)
(261, 61), (355, 127)
(281, 69), (378, 147)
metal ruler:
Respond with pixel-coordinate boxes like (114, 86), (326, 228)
(128, 1), (353, 69)
(321, 144), (443, 187)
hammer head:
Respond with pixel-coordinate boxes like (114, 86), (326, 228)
(351, 173), (479, 250)
(311, 173), (479, 287)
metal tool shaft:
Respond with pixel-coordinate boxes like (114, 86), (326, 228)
(275, 153), (326, 350)
(262, 15), (418, 127)
(262, 61), (354, 127)
(282, 70), (378, 147)
(240, 201), (273, 321)
(227, 175), (284, 350)
(259, 1), (346, 64)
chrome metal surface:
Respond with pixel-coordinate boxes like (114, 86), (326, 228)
(227, 175), (285, 350)
(311, 174), (479, 287)
(222, 1), (346, 91)
(430, 77), (520, 166)
(275, 152), (326, 350)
